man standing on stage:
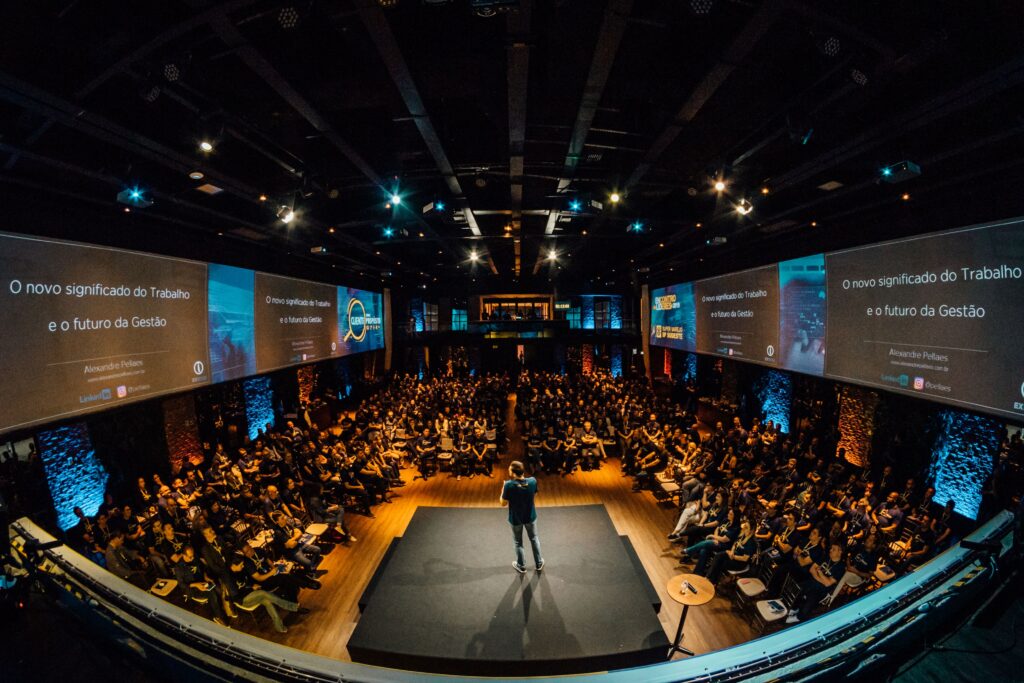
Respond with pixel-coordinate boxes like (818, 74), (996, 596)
(500, 460), (544, 574)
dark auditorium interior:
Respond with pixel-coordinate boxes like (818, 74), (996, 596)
(1, 2), (1024, 682)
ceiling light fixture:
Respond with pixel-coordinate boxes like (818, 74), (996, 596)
(277, 205), (296, 224)
(189, 171), (204, 180)
(547, 249), (558, 262)
(258, 194), (267, 202)
(199, 140), (213, 153)
(390, 194), (402, 205)
(736, 198), (753, 215)
(278, 6), (299, 29)
(469, 250), (480, 263)
(609, 192), (621, 204)
(713, 179), (726, 192)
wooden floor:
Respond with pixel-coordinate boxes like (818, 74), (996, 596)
(248, 395), (755, 664)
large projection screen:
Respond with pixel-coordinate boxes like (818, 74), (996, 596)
(0, 232), (386, 436)
(650, 283), (696, 352)
(254, 273), (339, 373)
(0, 232), (211, 434)
(338, 287), (385, 356)
(824, 219), (1024, 420)
(694, 265), (780, 366)
(650, 217), (1024, 421)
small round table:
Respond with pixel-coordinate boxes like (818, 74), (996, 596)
(666, 573), (715, 657)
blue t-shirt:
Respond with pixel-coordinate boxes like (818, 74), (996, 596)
(503, 477), (538, 525)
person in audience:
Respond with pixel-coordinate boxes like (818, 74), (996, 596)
(175, 544), (231, 625)
(104, 529), (148, 582)
(228, 551), (308, 633)
(55, 369), (1013, 642)
(786, 542), (845, 623)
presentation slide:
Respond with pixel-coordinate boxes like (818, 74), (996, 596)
(338, 287), (385, 356)
(650, 283), (696, 352)
(695, 265), (780, 365)
(779, 254), (827, 376)
(254, 273), (339, 373)
(208, 264), (256, 383)
(0, 232), (210, 434)
(825, 219), (1024, 420)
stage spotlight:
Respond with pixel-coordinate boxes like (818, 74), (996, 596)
(139, 84), (161, 103)
(383, 226), (395, 238)
(736, 199), (752, 215)
(199, 140), (213, 153)
(469, 250), (480, 262)
(713, 179), (726, 192)
(609, 192), (621, 204)
(760, 186), (770, 195)
(850, 69), (869, 86)
(258, 194), (268, 202)
(690, 0), (714, 15)
(390, 194), (402, 205)
(628, 221), (644, 233)
(278, 207), (296, 224)
(819, 36), (841, 57)
(278, 6), (300, 28)
(435, 201), (445, 211)
(569, 199), (582, 212)
(901, 193), (911, 201)
(188, 171), (204, 180)
(163, 63), (180, 82)
(547, 249), (558, 262)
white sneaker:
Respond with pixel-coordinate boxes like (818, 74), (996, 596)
(513, 563), (527, 574)
(785, 611), (800, 624)
(536, 560), (545, 572)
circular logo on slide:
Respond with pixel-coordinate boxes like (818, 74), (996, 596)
(193, 360), (205, 376)
(1020, 381), (1024, 399)
(343, 297), (368, 343)
(766, 345), (775, 357)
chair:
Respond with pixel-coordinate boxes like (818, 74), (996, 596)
(824, 571), (865, 607)
(233, 598), (264, 628)
(753, 574), (802, 633)
(437, 437), (455, 472)
(655, 475), (682, 506)
(733, 555), (779, 614)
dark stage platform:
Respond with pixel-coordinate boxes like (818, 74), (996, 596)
(348, 504), (670, 676)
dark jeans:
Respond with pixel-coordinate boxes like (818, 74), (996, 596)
(511, 521), (543, 569)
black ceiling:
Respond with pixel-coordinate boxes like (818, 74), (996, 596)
(2, 0), (1023, 295)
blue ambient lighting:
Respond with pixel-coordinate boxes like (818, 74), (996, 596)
(38, 423), (109, 531)
(244, 376), (275, 440)
(929, 410), (1000, 520)
(753, 369), (791, 434)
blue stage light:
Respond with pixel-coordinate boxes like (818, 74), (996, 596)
(383, 226), (394, 238)
(435, 201), (445, 211)
(881, 166), (892, 177)
(569, 199), (582, 212)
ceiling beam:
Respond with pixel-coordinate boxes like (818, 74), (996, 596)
(506, 0), (533, 279)
(350, 1), (493, 273)
(557, 0), (633, 195)
(208, 13), (385, 188)
(623, 0), (783, 191)
(4, 0), (261, 170)
(533, 0), (632, 276)
(0, 68), (397, 274)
